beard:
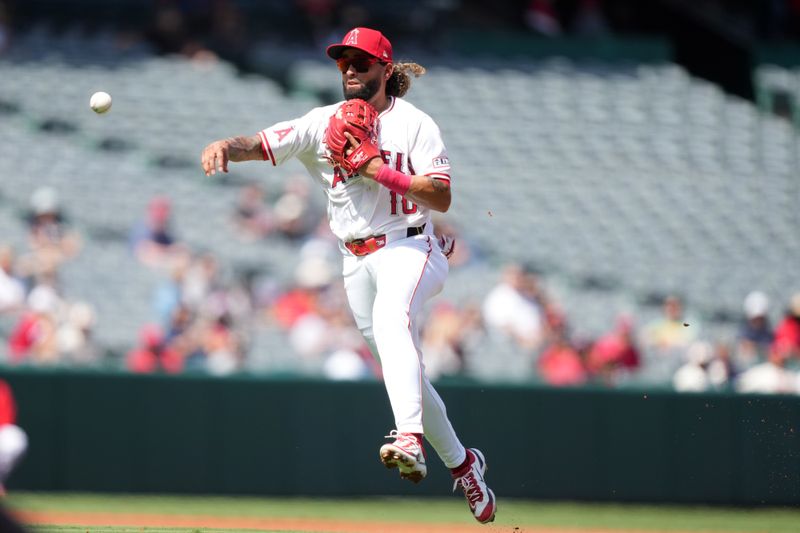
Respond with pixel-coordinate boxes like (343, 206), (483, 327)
(343, 77), (381, 101)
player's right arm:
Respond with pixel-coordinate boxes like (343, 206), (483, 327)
(201, 106), (328, 176)
(201, 135), (263, 176)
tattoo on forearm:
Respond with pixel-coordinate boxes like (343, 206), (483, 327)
(227, 135), (262, 161)
(405, 177), (450, 209)
(429, 177), (449, 192)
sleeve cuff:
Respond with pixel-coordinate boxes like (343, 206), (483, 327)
(258, 131), (276, 166)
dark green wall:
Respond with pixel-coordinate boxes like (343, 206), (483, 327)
(2, 369), (798, 504)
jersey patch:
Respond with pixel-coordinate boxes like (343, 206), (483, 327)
(432, 157), (449, 168)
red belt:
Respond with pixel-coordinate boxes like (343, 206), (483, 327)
(345, 234), (388, 256)
(345, 225), (426, 257)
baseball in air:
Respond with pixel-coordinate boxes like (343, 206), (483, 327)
(90, 91), (112, 114)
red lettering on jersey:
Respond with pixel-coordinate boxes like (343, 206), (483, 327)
(332, 167), (347, 188)
(273, 127), (294, 142)
(380, 150), (391, 164)
(395, 152), (404, 172)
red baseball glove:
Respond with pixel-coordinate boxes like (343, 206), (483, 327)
(325, 99), (381, 176)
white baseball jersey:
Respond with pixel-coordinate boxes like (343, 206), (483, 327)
(258, 96), (465, 464)
(257, 96), (451, 244)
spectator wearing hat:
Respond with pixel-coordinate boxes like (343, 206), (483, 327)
(735, 290), (774, 370)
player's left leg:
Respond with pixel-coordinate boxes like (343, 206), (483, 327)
(342, 243), (431, 481)
(369, 235), (447, 481)
(372, 236), (445, 434)
(0, 424), (28, 494)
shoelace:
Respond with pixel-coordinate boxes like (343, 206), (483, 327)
(384, 430), (419, 451)
(453, 472), (484, 506)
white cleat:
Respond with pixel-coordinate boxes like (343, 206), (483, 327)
(379, 430), (427, 484)
(452, 448), (497, 524)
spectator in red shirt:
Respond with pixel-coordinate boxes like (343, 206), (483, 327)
(773, 293), (800, 359)
(0, 380), (28, 494)
(271, 256), (333, 329)
(127, 324), (184, 374)
(537, 326), (587, 387)
(587, 315), (641, 384)
(7, 285), (60, 364)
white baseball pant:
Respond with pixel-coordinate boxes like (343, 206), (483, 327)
(343, 234), (467, 468)
(0, 424), (28, 483)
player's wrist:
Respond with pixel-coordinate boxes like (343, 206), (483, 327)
(358, 157), (384, 179)
(373, 163), (412, 195)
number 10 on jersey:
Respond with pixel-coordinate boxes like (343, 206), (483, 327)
(390, 191), (418, 215)
(382, 151), (418, 215)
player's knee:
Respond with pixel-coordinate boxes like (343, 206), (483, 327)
(372, 306), (409, 338)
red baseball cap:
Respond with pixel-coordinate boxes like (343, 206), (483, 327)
(326, 27), (393, 62)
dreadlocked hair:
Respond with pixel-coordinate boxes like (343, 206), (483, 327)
(386, 62), (426, 98)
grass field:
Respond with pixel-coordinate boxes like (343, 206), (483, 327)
(6, 492), (800, 533)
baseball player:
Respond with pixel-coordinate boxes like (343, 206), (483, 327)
(201, 27), (496, 523)
(0, 379), (28, 495)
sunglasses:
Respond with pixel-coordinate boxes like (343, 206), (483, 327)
(336, 56), (385, 73)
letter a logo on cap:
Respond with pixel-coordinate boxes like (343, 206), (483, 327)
(345, 29), (359, 45)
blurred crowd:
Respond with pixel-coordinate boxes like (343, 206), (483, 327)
(2, 0), (800, 67)
(0, 187), (98, 366)
(0, 1), (798, 393)
(134, 0), (800, 58)
(518, 0), (800, 41)
(1, 175), (799, 396)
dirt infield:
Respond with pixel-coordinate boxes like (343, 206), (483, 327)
(17, 510), (492, 532)
(14, 509), (703, 533)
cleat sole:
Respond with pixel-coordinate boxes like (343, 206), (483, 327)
(379, 444), (427, 483)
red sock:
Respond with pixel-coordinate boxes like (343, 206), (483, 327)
(450, 450), (473, 477)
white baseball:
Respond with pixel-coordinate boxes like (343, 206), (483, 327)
(90, 91), (112, 114)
